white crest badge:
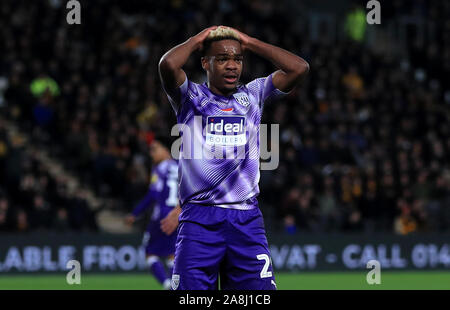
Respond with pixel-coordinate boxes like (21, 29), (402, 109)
(171, 274), (180, 290)
(233, 93), (250, 107)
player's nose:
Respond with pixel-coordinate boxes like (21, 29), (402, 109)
(225, 65), (238, 75)
(225, 60), (238, 70)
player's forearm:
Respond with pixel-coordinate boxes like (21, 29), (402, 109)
(159, 37), (200, 72)
(131, 191), (155, 217)
(246, 37), (309, 77)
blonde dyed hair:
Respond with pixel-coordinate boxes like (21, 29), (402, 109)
(202, 26), (241, 56)
(206, 26), (240, 41)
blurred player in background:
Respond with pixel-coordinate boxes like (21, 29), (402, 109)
(125, 136), (181, 290)
(159, 26), (309, 290)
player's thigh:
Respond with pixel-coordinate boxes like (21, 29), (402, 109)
(222, 209), (276, 290)
(172, 221), (226, 290)
(221, 234), (276, 290)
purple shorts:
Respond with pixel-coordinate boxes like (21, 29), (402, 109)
(171, 203), (276, 290)
(143, 222), (177, 257)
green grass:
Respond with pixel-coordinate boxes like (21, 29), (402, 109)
(0, 272), (449, 290)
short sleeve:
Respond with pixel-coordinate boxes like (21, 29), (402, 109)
(246, 73), (289, 109)
(262, 73), (290, 104)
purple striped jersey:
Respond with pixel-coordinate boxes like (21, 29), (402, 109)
(131, 159), (179, 221)
(164, 73), (287, 209)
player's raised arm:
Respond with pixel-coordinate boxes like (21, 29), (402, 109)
(228, 27), (309, 93)
(158, 26), (218, 97)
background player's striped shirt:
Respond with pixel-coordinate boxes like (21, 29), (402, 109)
(131, 159), (179, 221)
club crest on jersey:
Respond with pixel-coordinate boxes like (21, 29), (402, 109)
(206, 115), (246, 146)
(233, 93), (250, 107)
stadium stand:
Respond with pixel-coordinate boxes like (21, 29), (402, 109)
(0, 0), (448, 233)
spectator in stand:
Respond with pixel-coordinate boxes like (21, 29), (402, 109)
(0, 195), (12, 231)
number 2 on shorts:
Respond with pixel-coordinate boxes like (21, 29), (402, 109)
(256, 254), (273, 278)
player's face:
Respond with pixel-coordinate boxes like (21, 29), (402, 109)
(149, 141), (166, 164)
(202, 40), (243, 95)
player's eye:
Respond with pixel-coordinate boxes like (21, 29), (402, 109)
(215, 57), (243, 64)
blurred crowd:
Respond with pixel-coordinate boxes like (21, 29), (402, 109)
(0, 0), (448, 234)
(0, 119), (98, 232)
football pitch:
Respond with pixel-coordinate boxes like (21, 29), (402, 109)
(1, 272), (449, 290)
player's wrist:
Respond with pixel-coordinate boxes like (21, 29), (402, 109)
(188, 36), (203, 51)
(243, 36), (258, 52)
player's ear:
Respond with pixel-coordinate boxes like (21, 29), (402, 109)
(201, 56), (209, 71)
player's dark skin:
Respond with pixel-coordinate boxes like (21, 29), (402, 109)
(201, 39), (243, 96)
(159, 26), (309, 99)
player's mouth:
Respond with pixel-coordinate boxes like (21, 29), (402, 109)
(223, 74), (238, 84)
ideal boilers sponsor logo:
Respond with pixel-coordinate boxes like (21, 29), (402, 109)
(206, 115), (246, 146)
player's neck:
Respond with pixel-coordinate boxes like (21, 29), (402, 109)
(207, 82), (235, 98)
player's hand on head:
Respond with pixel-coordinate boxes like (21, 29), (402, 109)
(221, 26), (252, 50)
(193, 26), (218, 50)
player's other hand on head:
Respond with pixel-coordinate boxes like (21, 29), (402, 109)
(220, 26), (252, 50)
(124, 214), (136, 226)
(193, 26), (218, 50)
